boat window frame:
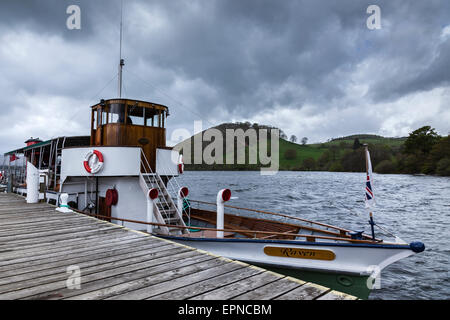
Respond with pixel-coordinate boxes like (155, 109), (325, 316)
(91, 100), (168, 129)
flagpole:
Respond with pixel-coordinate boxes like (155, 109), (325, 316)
(364, 144), (376, 240)
(118, 0), (124, 98)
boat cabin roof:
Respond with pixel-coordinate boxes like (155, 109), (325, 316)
(91, 99), (169, 118)
(4, 136), (90, 156)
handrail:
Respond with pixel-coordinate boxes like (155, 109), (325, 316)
(155, 172), (187, 230)
(139, 149), (173, 223)
(188, 199), (352, 234)
(154, 154), (190, 221)
(74, 209), (382, 244)
(139, 149), (188, 234)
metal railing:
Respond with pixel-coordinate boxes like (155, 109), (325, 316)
(74, 210), (383, 244)
(187, 199), (383, 241)
(139, 149), (185, 234)
(153, 154), (191, 224)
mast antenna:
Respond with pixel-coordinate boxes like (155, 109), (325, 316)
(118, 0), (124, 98)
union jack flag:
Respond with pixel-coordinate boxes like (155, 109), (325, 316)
(365, 174), (374, 200)
(365, 149), (375, 208)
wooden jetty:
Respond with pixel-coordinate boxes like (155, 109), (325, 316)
(0, 193), (356, 300)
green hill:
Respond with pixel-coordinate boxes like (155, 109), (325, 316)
(174, 123), (408, 171)
(313, 135), (406, 148)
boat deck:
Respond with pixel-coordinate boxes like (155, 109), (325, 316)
(0, 193), (356, 300)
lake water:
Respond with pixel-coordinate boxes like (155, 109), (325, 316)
(176, 171), (450, 300)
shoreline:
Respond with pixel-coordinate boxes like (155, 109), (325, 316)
(183, 168), (446, 177)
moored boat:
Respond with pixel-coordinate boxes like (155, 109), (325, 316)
(1, 96), (425, 299)
(1, 49), (425, 300)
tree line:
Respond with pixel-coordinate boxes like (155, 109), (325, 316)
(292, 126), (450, 176)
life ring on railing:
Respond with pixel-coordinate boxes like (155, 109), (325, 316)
(105, 188), (118, 206)
(83, 150), (104, 174)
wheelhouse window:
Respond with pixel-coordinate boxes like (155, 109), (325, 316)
(91, 101), (168, 128)
(127, 104), (145, 126)
(109, 103), (126, 124)
(102, 106), (108, 125)
(92, 109), (97, 129)
(97, 108), (102, 127)
(125, 104), (166, 128)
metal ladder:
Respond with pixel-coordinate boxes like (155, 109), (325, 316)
(48, 137), (65, 189)
(154, 152), (193, 227)
(139, 150), (188, 236)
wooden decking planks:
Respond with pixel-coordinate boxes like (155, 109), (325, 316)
(0, 193), (357, 300)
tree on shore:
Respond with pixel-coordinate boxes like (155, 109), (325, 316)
(302, 157), (316, 171)
(301, 137), (308, 145)
(404, 126), (440, 155)
(399, 126), (441, 174)
(353, 138), (361, 150)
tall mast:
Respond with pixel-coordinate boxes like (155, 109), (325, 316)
(118, 0), (124, 98)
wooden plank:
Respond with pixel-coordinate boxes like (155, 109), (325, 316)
(0, 234), (159, 270)
(106, 260), (243, 300)
(0, 234), (154, 267)
(0, 193), (355, 301)
(0, 212), (67, 221)
(23, 251), (213, 300)
(0, 245), (191, 295)
(67, 257), (232, 300)
(0, 219), (107, 236)
(0, 223), (120, 242)
(0, 225), (123, 253)
(0, 227), (131, 252)
(0, 238), (172, 280)
(0, 209), (57, 216)
(51, 251), (209, 300)
(0, 209), (52, 214)
(0, 207), (55, 214)
(0, 215), (90, 227)
(0, 229), (127, 256)
(189, 269), (286, 300)
(0, 209), (95, 221)
(232, 277), (304, 300)
(317, 290), (358, 300)
(274, 282), (330, 300)
(0, 211), (90, 221)
(151, 265), (263, 300)
(0, 228), (145, 252)
(0, 216), (99, 230)
(0, 225), (121, 248)
(0, 229), (133, 253)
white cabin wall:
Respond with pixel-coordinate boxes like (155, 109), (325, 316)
(61, 176), (148, 231)
(109, 176), (147, 231)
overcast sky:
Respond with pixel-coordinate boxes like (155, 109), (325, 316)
(0, 0), (449, 156)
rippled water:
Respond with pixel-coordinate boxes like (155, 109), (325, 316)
(176, 171), (450, 300)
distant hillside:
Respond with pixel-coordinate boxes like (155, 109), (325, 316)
(173, 122), (409, 172)
(316, 134), (407, 148)
(174, 122), (278, 171)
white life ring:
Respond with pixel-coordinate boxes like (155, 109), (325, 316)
(83, 150), (104, 174)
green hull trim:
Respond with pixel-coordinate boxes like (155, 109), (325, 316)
(257, 265), (372, 300)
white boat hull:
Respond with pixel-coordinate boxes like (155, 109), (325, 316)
(159, 236), (417, 276)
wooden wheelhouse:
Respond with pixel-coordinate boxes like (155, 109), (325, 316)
(90, 99), (169, 170)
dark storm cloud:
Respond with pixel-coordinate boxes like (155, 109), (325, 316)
(122, 0), (362, 115)
(351, 0), (450, 102)
(0, 0), (449, 152)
